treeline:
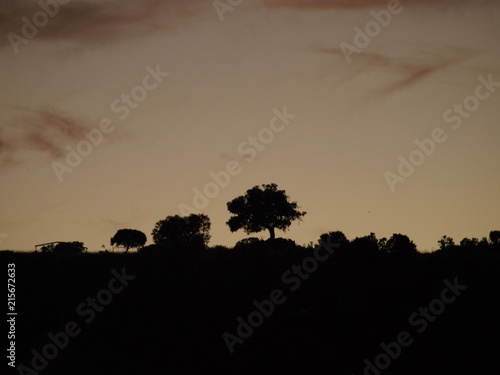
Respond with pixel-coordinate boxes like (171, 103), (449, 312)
(36, 213), (500, 256)
(437, 231), (500, 252)
(32, 183), (500, 255)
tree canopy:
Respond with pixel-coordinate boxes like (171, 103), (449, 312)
(489, 230), (500, 244)
(111, 229), (147, 252)
(152, 214), (211, 251)
(226, 183), (306, 240)
(350, 233), (380, 254)
(319, 231), (349, 247)
(385, 233), (417, 254)
(42, 241), (86, 254)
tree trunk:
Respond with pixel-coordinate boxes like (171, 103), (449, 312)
(268, 227), (276, 240)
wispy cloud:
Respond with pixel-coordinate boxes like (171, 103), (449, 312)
(313, 45), (479, 97)
(0, 0), (209, 49)
(0, 107), (95, 171)
(259, 0), (490, 10)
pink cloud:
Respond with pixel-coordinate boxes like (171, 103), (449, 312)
(0, 107), (95, 171)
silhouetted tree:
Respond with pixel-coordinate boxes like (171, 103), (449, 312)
(386, 233), (417, 254)
(488, 230), (500, 251)
(349, 232), (379, 255)
(111, 229), (147, 252)
(52, 241), (86, 254)
(459, 237), (479, 251)
(489, 230), (500, 244)
(226, 183), (306, 240)
(152, 214), (211, 251)
(438, 235), (456, 251)
(319, 231), (349, 247)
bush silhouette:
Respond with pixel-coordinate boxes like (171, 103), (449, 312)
(234, 237), (263, 250)
(52, 241), (86, 254)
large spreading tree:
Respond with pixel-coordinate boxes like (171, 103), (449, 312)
(111, 229), (147, 252)
(226, 183), (306, 240)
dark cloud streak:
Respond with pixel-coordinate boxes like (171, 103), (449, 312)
(0, 107), (94, 171)
(0, 0), (208, 49)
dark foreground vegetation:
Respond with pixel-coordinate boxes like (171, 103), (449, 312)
(4, 184), (500, 374)
(2, 241), (500, 375)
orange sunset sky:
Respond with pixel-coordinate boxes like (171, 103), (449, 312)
(1, 0), (499, 251)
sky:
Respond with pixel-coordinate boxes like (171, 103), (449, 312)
(1, 0), (499, 252)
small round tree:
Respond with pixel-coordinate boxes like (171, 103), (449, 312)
(489, 230), (500, 245)
(226, 183), (306, 240)
(111, 229), (147, 252)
